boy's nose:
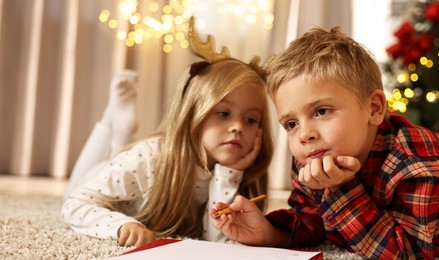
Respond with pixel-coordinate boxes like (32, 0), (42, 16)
(299, 123), (317, 143)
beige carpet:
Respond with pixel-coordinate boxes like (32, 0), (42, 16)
(0, 192), (361, 259)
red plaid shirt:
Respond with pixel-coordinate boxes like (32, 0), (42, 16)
(266, 115), (439, 259)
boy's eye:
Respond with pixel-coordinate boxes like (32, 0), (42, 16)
(316, 107), (329, 117)
(283, 120), (298, 131)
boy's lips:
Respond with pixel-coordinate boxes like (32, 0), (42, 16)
(307, 149), (328, 159)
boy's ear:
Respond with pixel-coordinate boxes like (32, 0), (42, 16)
(369, 90), (387, 126)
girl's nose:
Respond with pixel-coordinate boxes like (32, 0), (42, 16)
(230, 120), (244, 135)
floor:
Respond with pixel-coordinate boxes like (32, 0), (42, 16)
(0, 175), (290, 211)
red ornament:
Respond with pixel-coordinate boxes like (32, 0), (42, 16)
(385, 21), (434, 65)
(425, 3), (439, 22)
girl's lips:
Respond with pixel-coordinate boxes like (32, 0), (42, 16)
(224, 139), (242, 147)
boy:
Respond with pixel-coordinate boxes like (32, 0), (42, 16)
(210, 27), (439, 259)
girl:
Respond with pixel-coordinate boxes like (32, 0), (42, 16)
(61, 58), (274, 248)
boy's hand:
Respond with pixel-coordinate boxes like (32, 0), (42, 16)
(117, 222), (156, 247)
(210, 195), (277, 246)
(227, 129), (262, 171)
(298, 155), (361, 191)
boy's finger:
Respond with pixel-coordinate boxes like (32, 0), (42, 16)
(336, 155), (361, 172)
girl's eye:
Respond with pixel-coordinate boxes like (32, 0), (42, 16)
(245, 117), (258, 125)
(217, 111), (229, 117)
(283, 120), (298, 131)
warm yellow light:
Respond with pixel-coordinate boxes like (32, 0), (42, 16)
(163, 5), (173, 14)
(180, 39), (189, 48)
(234, 5), (246, 17)
(119, 0), (137, 18)
(143, 17), (162, 31)
(408, 63), (416, 71)
(393, 91), (402, 100)
(117, 31), (127, 40)
(108, 19), (118, 29)
(163, 44), (173, 53)
(398, 102), (407, 113)
(397, 73), (407, 83)
(149, 2), (159, 12)
(404, 88), (415, 98)
(128, 31), (135, 40)
(164, 34), (174, 43)
(426, 60), (433, 68)
(420, 56), (428, 65)
(133, 33), (143, 44)
(174, 16), (184, 25)
(130, 13), (141, 24)
(410, 73), (418, 82)
(99, 10), (110, 23)
(245, 14), (257, 24)
(100, 0), (274, 51)
(125, 38), (135, 47)
(426, 92), (437, 103)
(175, 31), (185, 41)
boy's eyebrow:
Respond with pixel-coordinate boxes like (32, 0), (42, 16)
(277, 96), (335, 123)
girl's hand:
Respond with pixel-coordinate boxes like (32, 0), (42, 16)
(117, 222), (156, 247)
(298, 155), (361, 191)
(227, 129), (262, 171)
(210, 195), (277, 246)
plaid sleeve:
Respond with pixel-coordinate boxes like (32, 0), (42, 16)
(318, 164), (439, 259)
(265, 208), (325, 248)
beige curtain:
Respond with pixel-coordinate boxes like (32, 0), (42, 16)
(0, 0), (174, 178)
(0, 0), (291, 187)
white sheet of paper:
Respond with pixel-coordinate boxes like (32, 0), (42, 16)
(113, 239), (320, 260)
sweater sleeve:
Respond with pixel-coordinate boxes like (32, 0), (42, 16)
(318, 169), (439, 259)
(61, 139), (157, 240)
(202, 164), (244, 242)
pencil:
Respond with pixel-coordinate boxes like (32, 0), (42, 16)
(213, 194), (266, 218)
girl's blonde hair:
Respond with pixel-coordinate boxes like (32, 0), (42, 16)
(267, 27), (383, 105)
(137, 59), (273, 238)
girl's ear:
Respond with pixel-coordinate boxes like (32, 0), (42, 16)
(369, 89), (387, 126)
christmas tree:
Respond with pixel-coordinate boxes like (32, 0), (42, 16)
(384, 0), (439, 131)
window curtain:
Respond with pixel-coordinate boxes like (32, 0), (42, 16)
(0, 0), (173, 178)
(0, 0), (291, 188)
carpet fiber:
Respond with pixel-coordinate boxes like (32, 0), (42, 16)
(0, 192), (361, 259)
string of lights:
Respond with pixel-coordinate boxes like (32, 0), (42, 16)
(98, 0), (274, 53)
(384, 0), (439, 130)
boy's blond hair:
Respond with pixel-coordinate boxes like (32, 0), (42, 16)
(267, 27), (383, 104)
(136, 59), (273, 238)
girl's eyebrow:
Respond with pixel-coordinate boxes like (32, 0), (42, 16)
(219, 98), (263, 113)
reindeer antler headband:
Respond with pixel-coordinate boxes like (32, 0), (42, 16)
(182, 17), (270, 96)
(189, 17), (269, 77)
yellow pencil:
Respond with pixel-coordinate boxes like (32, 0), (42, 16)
(213, 194), (266, 218)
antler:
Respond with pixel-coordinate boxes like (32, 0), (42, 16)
(188, 16), (270, 77)
(189, 17), (230, 63)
